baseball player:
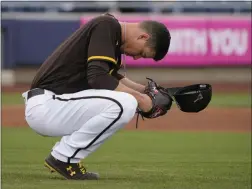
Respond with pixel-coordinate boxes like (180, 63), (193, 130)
(22, 13), (172, 180)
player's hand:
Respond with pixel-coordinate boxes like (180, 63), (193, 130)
(137, 78), (173, 119)
(138, 94), (153, 112)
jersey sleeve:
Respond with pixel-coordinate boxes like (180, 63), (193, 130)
(87, 20), (118, 65)
(110, 69), (125, 80)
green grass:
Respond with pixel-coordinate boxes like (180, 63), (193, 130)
(1, 92), (251, 107)
(210, 93), (251, 107)
(1, 92), (24, 105)
(1, 127), (251, 189)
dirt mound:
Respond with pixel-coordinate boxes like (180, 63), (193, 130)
(2, 105), (251, 132)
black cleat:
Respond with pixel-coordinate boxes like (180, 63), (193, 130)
(44, 154), (99, 180)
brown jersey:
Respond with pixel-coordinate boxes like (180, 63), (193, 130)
(31, 14), (122, 95)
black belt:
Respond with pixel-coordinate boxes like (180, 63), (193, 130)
(27, 89), (45, 100)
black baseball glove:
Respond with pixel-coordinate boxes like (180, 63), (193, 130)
(138, 78), (173, 119)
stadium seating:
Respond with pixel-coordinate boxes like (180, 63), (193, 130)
(161, 1), (252, 14)
(1, 1), (251, 14)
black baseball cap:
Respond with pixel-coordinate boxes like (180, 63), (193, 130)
(153, 24), (171, 61)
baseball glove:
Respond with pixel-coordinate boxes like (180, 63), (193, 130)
(137, 78), (173, 119)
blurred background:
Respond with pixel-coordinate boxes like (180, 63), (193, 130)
(1, 0), (251, 126)
(1, 0), (251, 88)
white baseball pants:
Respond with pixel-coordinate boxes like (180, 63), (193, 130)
(22, 89), (138, 163)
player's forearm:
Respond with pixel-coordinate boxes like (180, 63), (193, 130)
(114, 82), (150, 111)
(120, 77), (146, 93)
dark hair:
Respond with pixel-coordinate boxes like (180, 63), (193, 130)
(139, 20), (171, 61)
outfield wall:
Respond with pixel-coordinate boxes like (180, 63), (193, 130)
(1, 13), (251, 86)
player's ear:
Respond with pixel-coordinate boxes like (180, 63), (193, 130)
(138, 33), (150, 41)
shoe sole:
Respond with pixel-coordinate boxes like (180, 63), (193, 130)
(44, 159), (99, 180)
(44, 160), (69, 180)
(44, 162), (56, 173)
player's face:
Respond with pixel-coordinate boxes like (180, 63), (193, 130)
(122, 33), (155, 60)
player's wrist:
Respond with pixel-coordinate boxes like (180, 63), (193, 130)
(138, 94), (153, 112)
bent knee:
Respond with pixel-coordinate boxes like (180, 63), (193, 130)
(105, 92), (138, 123)
(119, 93), (138, 122)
